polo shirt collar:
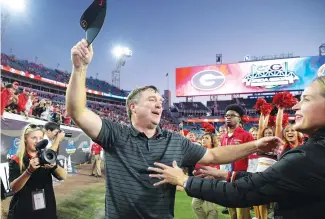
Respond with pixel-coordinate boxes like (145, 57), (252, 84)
(130, 125), (163, 138)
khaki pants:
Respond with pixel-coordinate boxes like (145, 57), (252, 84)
(192, 198), (218, 219)
(91, 154), (102, 176)
(228, 207), (251, 219)
(253, 205), (268, 219)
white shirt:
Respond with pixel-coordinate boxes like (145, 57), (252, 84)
(25, 97), (33, 112)
(41, 107), (50, 120)
(44, 135), (54, 149)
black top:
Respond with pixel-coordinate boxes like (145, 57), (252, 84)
(184, 127), (325, 219)
(93, 119), (207, 219)
(7, 154), (62, 219)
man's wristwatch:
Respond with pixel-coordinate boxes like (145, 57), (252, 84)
(182, 179), (188, 188)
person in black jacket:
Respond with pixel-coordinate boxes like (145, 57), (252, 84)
(149, 76), (325, 219)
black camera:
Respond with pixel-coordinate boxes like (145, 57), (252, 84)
(36, 139), (57, 165)
(58, 129), (72, 138)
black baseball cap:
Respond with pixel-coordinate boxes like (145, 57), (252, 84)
(80, 0), (107, 45)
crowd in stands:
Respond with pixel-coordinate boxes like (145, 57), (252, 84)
(1, 53), (127, 97)
(1, 53), (177, 130)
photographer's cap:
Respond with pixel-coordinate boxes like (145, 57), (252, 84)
(80, 0), (107, 45)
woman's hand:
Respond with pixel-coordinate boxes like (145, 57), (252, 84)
(28, 158), (40, 173)
(196, 166), (229, 180)
(148, 161), (188, 187)
(43, 163), (57, 169)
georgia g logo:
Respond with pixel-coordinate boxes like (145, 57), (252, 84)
(191, 70), (226, 91)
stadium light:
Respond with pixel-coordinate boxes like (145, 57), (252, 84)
(112, 46), (132, 58)
(0, 0), (26, 12)
(1, 0), (26, 40)
(111, 46), (132, 89)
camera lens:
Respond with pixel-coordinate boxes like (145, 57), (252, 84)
(43, 149), (57, 164)
(46, 153), (54, 160)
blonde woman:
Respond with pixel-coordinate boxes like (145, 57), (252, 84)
(7, 124), (67, 219)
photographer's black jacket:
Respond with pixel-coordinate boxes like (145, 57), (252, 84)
(184, 128), (325, 219)
(7, 153), (62, 219)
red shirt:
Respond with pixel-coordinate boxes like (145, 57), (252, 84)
(17, 93), (28, 113)
(62, 109), (71, 125)
(194, 163), (219, 170)
(91, 143), (102, 155)
(0, 89), (11, 116)
(220, 127), (254, 171)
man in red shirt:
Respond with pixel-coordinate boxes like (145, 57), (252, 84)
(221, 104), (254, 219)
(90, 142), (103, 177)
(62, 108), (72, 125)
(17, 88), (31, 115)
(0, 83), (15, 118)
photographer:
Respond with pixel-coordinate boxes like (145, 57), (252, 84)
(7, 124), (67, 219)
(44, 122), (65, 153)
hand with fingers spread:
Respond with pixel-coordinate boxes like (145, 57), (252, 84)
(148, 161), (188, 187)
(71, 39), (93, 69)
(255, 136), (284, 155)
(28, 157), (40, 173)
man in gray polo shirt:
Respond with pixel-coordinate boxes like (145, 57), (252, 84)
(66, 39), (283, 219)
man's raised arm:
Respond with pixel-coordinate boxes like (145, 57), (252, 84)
(66, 39), (102, 140)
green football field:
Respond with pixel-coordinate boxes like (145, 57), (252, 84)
(57, 183), (232, 219)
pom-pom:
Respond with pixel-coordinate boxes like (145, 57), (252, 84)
(202, 122), (215, 133)
(205, 125), (215, 133)
(268, 115), (276, 127)
(253, 98), (267, 111)
(241, 115), (250, 123)
(201, 122), (210, 129)
(183, 129), (189, 136)
(282, 113), (289, 128)
(272, 92), (298, 109)
(260, 103), (273, 115)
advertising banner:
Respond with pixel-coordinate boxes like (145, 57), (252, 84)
(176, 56), (325, 97)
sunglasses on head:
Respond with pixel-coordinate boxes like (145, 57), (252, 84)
(27, 124), (44, 129)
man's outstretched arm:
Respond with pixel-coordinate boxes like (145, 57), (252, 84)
(196, 136), (283, 164)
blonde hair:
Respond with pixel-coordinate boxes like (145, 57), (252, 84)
(16, 125), (44, 173)
(313, 76), (325, 98)
(126, 86), (159, 120)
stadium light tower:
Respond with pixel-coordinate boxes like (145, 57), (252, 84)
(111, 46), (132, 89)
(1, 0), (26, 40)
(319, 43), (325, 56)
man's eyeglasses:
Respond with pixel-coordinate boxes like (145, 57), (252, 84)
(224, 114), (240, 118)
